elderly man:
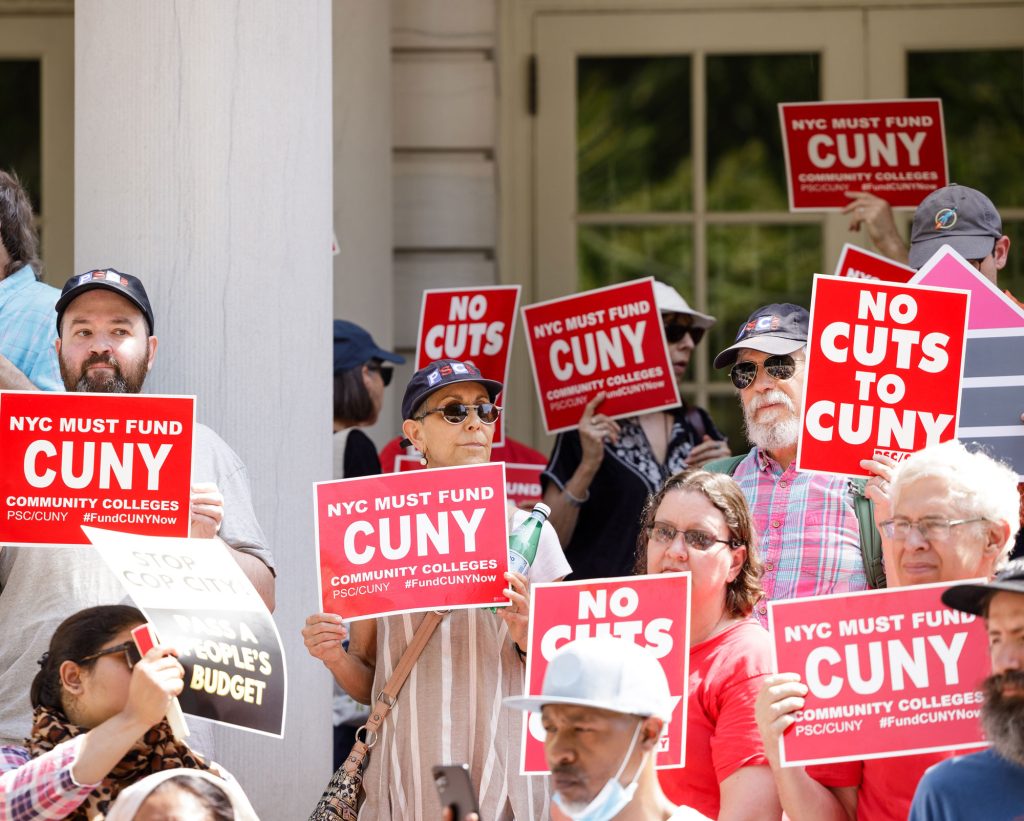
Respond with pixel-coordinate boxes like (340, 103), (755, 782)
(543, 281), (730, 580)
(0, 269), (275, 749)
(757, 440), (1020, 821)
(908, 559), (1024, 819)
(708, 303), (883, 624)
(505, 636), (709, 821)
(0, 169), (62, 390)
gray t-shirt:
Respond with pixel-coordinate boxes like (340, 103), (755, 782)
(0, 423), (273, 747)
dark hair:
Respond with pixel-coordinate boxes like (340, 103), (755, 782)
(333, 362), (375, 426)
(636, 469), (764, 619)
(30, 604), (145, 711)
(0, 169), (42, 279)
(150, 775), (235, 820)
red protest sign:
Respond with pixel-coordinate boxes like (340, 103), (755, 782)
(768, 583), (990, 766)
(416, 286), (520, 447)
(779, 99), (947, 210)
(797, 276), (969, 475)
(0, 391), (195, 546)
(521, 278), (680, 434)
(504, 463), (545, 508)
(315, 463), (510, 620)
(834, 243), (915, 285)
(521, 574), (690, 773)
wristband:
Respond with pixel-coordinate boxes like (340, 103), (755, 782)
(563, 487), (590, 507)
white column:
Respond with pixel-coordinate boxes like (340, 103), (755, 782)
(75, 3), (334, 817)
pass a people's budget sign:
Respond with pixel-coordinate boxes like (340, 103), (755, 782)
(0, 391), (195, 546)
(797, 276), (969, 476)
(315, 463), (511, 620)
(779, 99), (947, 210)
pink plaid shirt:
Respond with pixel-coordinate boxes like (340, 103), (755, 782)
(1, 736), (97, 820)
(732, 447), (869, 626)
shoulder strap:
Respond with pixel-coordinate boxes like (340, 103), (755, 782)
(849, 479), (886, 589)
(703, 454), (746, 476)
(342, 611), (444, 775)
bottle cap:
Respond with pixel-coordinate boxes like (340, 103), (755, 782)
(532, 502), (551, 518)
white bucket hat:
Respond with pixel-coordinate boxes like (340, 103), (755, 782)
(652, 281), (715, 329)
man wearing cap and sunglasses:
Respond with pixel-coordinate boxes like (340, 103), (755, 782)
(542, 281), (731, 581)
(707, 303), (884, 627)
(909, 558), (1024, 819)
(0, 269), (275, 752)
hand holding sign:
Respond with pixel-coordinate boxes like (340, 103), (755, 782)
(301, 613), (349, 668)
(124, 643), (187, 734)
(842, 192), (908, 263)
(498, 571), (530, 652)
(755, 672), (809, 769)
(189, 482), (224, 539)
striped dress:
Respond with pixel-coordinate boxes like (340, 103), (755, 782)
(359, 517), (570, 821)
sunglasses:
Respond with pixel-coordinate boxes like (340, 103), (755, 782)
(729, 354), (798, 390)
(663, 320), (704, 346)
(414, 402), (502, 425)
(366, 362), (393, 386)
(79, 640), (143, 670)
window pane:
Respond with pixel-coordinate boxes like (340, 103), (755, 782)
(578, 224), (694, 293)
(0, 60), (41, 211)
(907, 50), (1024, 207)
(705, 223), (820, 377)
(707, 393), (747, 459)
(577, 57), (692, 213)
(706, 54), (820, 211)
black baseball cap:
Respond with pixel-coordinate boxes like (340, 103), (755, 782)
(909, 184), (1003, 269)
(55, 269), (155, 335)
(333, 320), (405, 375)
(713, 303), (809, 369)
(941, 558), (1024, 616)
(400, 359), (502, 421)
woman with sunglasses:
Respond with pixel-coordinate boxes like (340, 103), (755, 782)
(636, 469), (781, 821)
(0, 604), (232, 820)
(303, 358), (571, 821)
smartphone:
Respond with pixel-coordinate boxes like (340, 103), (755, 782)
(431, 763), (480, 820)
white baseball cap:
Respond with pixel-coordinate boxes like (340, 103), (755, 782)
(503, 636), (674, 721)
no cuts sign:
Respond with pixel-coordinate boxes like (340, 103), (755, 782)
(416, 286), (521, 446)
(315, 463), (511, 620)
(797, 276), (969, 476)
(521, 574), (690, 773)
(521, 278), (680, 434)
(0, 391), (195, 546)
(769, 583), (990, 766)
(780, 99), (947, 210)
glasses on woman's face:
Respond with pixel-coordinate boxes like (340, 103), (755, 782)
(78, 641), (143, 670)
(663, 319), (704, 346)
(365, 362), (393, 386)
(645, 521), (740, 551)
(728, 354), (799, 390)
(414, 402), (502, 425)
(879, 516), (990, 542)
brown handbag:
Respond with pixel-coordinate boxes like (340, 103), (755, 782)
(308, 611), (445, 820)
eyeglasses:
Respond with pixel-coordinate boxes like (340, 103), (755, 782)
(879, 517), (990, 542)
(663, 319), (704, 346)
(645, 522), (742, 551)
(78, 641), (143, 669)
(365, 362), (393, 386)
(729, 355), (798, 390)
(414, 402), (502, 425)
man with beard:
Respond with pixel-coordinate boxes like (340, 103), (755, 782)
(0, 269), (275, 749)
(908, 559), (1024, 819)
(708, 303), (882, 625)
(504, 636), (709, 821)
(543, 281), (730, 580)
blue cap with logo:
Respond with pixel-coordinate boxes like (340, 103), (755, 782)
(909, 184), (1003, 269)
(713, 303), (809, 369)
(400, 359), (502, 420)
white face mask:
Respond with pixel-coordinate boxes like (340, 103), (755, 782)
(553, 720), (645, 821)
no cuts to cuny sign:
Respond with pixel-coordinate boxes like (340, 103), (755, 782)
(315, 462), (511, 620)
(779, 99), (947, 210)
(0, 391), (195, 546)
(797, 276), (969, 476)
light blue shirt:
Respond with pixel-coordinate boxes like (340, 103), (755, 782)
(0, 264), (62, 390)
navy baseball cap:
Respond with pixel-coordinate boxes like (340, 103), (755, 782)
(713, 303), (809, 369)
(56, 269), (155, 335)
(333, 320), (405, 375)
(401, 359), (502, 420)
(941, 558), (1024, 616)
(909, 184), (1003, 269)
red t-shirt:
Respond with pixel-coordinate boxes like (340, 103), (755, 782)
(659, 619), (772, 819)
(378, 435), (547, 473)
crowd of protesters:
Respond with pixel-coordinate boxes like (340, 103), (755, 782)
(2, 157), (1023, 821)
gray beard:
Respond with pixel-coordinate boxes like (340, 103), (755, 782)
(981, 673), (1024, 767)
(742, 389), (800, 453)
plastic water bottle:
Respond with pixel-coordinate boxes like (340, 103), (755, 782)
(507, 502), (551, 575)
